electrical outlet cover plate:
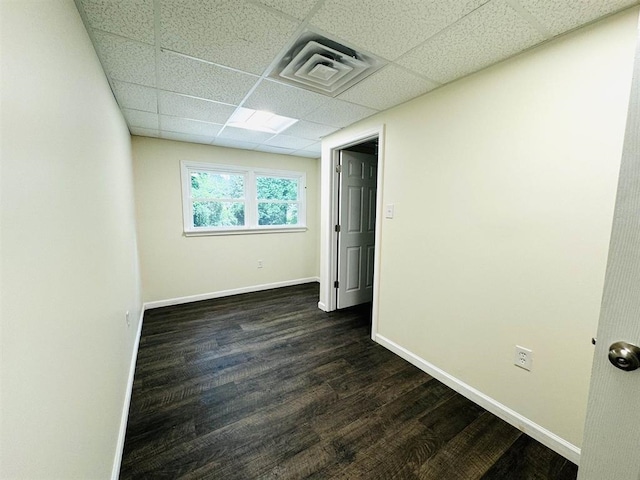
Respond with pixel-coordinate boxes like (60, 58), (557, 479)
(514, 345), (533, 371)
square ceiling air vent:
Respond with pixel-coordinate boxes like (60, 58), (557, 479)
(269, 32), (386, 97)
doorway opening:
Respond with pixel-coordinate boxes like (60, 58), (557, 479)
(336, 140), (378, 309)
(318, 125), (385, 341)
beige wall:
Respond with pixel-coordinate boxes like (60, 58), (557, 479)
(0, 1), (142, 478)
(323, 8), (638, 449)
(133, 137), (319, 304)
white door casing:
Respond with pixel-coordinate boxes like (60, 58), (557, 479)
(579, 13), (640, 480)
(337, 150), (377, 309)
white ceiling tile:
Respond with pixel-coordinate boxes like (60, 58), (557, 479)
(256, 145), (296, 155)
(264, 135), (316, 150)
(397, 0), (546, 84)
(130, 127), (160, 137)
(80, 0), (155, 44)
(292, 149), (321, 158)
(243, 80), (328, 119)
(161, 131), (214, 145)
(294, 141), (321, 156)
(158, 91), (236, 124)
(302, 142), (321, 152)
(122, 108), (159, 129)
(158, 52), (258, 104)
(159, 0), (299, 74)
(217, 126), (276, 144)
(92, 31), (156, 86)
(309, 0), (489, 60)
(303, 99), (378, 128)
(516, 0), (639, 36)
(112, 81), (157, 113)
(254, 0), (320, 20)
(211, 138), (259, 150)
(160, 116), (223, 137)
(282, 120), (339, 140)
(338, 65), (439, 110)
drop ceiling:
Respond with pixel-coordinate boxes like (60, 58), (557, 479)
(76, 0), (639, 158)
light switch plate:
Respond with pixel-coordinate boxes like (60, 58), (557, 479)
(385, 204), (394, 219)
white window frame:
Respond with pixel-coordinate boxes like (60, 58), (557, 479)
(181, 161), (307, 236)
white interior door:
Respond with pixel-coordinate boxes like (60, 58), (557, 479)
(337, 150), (377, 309)
(579, 14), (640, 480)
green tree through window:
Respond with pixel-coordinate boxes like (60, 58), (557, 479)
(257, 176), (299, 226)
(182, 162), (306, 233)
(191, 172), (245, 227)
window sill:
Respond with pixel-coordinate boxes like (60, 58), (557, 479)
(184, 227), (308, 237)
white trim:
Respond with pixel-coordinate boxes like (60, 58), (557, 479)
(319, 124), (385, 343)
(375, 334), (581, 465)
(111, 308), (145, 480)
(184, 227), (307, 236)
(144, 277), (320, 310)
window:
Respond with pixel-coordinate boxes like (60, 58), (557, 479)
(181, 161), (306, 235)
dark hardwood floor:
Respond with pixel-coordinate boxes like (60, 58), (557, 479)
(120, 283), (578, 479)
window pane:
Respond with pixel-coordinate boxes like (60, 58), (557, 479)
(258, 203), (298, 226)
(191, 171), (244, 199)
(256, 176), (298, 201)
(193, 201), (245, 227)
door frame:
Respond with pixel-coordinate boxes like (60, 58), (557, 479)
(318, 124), (385, 340)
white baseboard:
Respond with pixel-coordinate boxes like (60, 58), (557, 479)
(144, 277), (319, 310)
(111, 308), (145, 480)
(317, 301), (328, 311)
(375, 334), (581, 465)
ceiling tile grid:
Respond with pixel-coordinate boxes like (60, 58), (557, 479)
(160, 116), (223, 137)
(264, 135), (317, 150)
(158, 91), (236, 124)
(303, 99), (378, 128)
(517, 0), (640, 36)
(157, 52), (258, 105)
(337, 65), (440, 111)
(130, 127), (160, 137)
(259, 145), (297, 155)
(76, 0), (640, 158)
(122, 108), (159, 130)
(217, 126), (276, 144)
(159, 0), (299, 74)
(161, 131), (215, 145)
(282, 120), (339, 141)
(253, 0), (321, 20)
(397, 0), (546, 84)
(112, 81), (158, 113)
(243, 79), (329, 119)
(80, 0), (155, 44)
(211, 137), (260, 150)
(92, 31), (156, 87)
(309, 0), (490, 61)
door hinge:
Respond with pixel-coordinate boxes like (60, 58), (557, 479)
(335, 164), (342, 174)
(335, 224), (341, 232)
(334, 280), (339, 288)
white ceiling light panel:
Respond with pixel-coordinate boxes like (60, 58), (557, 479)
(227, 107), (298, 134)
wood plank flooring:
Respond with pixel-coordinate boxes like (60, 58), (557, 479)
(120, 283), (578, 479)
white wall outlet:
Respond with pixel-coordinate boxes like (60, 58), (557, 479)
(385, 204), (395, 219)
(514, 345), (533, 371)
(125, 310), (130, 327)
(257, 260), (263, 269)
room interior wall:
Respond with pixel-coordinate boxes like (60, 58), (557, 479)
(0, 1), (143, 478)
(132, 137), (319, 304)
(321, 7), (639, 451)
